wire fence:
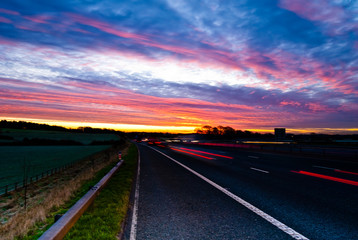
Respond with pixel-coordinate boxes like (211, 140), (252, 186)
(0, 144), (123, 197)
(0, 161), (77, 196)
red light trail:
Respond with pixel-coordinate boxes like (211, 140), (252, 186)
(291, 170), (358, 186)
(170, 147), (214, 160)
(334, 169), (358, 176)
(176, 147), (233, 159)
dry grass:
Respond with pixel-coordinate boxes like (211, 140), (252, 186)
(0, 142), (129, 240)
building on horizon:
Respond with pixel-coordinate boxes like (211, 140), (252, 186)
(274, 128), (286, 141)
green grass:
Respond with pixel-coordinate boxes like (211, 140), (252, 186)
(17, 143), (134, 240)
(64, 143), (138, 240)
(0, 145), (110, 189)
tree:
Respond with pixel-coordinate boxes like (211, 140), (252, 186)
(223, 126), (235, 138)
(194, 128), (203, 134)
(202, 125), (213, 135)
(217, 125), (225, 135)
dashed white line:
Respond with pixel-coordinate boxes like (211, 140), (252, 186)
(248, 156), (259, 159)
(250, 167), (269, 174)
(129, 148), (141, 240)
(150, 146), (309, 240)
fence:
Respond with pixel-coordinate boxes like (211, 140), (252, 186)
(0, 144), (124, 197)
(0, 161), (77, 196)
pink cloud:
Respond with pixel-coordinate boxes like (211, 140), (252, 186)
(0, 37), (18, 46)
(1, 10), (356, 100)
(280, 101), (301, 107)
(23, 15), (51, 24)
(13, 23), (50, 33)
(279, 0), (346, 23)
(305, 102), (333, 112)
(278, 0), (358, 36)
(2, 77), (294, 129)
(0, 8), (20, 16)
(0, 16), (11, 23)
(72, 28), (92, 34)
(238, 46), (358, 95)
(64, 12), (248, 71)
(65, 13), (150, 42)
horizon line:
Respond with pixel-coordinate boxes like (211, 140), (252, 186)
(1, 118), (358, 135)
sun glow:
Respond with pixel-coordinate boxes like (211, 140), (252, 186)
(0, 117), (196, 133)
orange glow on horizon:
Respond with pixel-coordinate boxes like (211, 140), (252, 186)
(1, 117), (358, 134)
(0, 117), (196, 133)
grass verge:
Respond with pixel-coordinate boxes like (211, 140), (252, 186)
(0, 141), (127, 240)
(64, 143), (138, 240)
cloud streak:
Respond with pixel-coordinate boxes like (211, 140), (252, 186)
(0, 0), (357, 133)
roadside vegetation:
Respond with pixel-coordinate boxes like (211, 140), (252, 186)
(64, 143), (137, 239)
(0, 140), (128, 240)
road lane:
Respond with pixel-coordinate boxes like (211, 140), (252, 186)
(163, 143), (358, 240)
(124, 143), (358, 240)
(124, 144), (296, 240)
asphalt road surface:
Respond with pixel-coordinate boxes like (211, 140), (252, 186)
(123, 143), (358, 240)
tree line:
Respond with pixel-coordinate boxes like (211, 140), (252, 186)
(194, 125), (274, 140)
(0, 120), (122, 134)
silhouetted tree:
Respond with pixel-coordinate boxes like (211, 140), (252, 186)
(202, 125), (213, 135)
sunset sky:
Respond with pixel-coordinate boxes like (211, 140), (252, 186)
(0, 0), (357, 133)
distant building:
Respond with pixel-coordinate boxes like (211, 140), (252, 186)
(274, 128), (286, 141)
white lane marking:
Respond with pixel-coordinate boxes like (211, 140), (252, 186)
(248, 156), (259, 159)
(313, 165), (335, 171)
(250, 167), (269, 174)
(149, 146), (309, 240)
(130, 148), (141, 240)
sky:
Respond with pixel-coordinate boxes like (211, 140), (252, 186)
(0, 0), (357, 134)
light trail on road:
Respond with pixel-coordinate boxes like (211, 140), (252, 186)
(170, 147), (214, 160)
(291, 170), (358, 186)
(150, 146), (309, 240)
(174, 147), (233, 159)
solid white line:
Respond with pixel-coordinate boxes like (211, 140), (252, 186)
(129, 148), (141, 240)
(250, 167), (269, 174)
(248, 156), (259, 159)
(313, 165), (335, 170)
(149, 146), (309, 240)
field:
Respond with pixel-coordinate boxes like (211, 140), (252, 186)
(0, 128), (123, 194)
(0, 129), (120, 145)
(0, 145), (111, 191)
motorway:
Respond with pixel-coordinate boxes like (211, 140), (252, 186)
(123, 143), (358, 240)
